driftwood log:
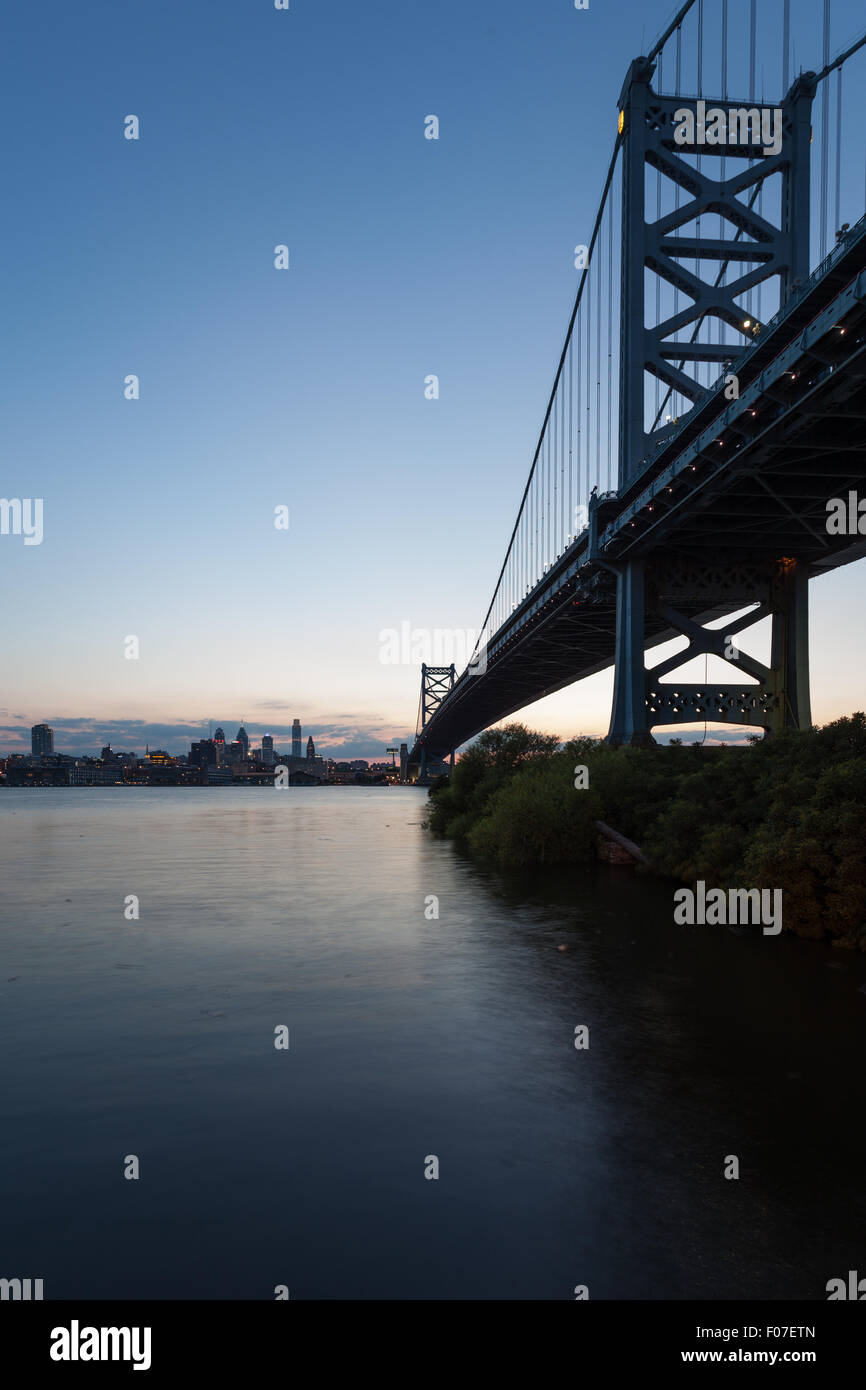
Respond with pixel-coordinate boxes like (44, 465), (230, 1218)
(595, 820), (648, 865)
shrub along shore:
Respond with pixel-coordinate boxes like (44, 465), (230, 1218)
(425, 714), (866, 948)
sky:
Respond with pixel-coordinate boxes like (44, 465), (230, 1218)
(2, 0), (864, 759)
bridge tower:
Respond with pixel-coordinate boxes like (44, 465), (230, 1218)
(418, 663), (455, 780)
(608, 58), (816, 743)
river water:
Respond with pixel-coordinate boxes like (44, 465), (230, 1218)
(1, 786), (863, 1300)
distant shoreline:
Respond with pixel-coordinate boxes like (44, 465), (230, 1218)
(0, 782), (412, 790)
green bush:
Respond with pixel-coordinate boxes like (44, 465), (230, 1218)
(426, 715), (866, 946)
(466, 758), (602, 868)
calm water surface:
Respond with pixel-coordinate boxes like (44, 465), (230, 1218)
(1, 787), (864, 1299)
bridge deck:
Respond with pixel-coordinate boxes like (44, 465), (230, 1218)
(413, 224), (866, 763)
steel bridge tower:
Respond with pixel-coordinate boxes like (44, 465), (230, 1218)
(607, 58), (817, 743)
(418, 664), (456, 780)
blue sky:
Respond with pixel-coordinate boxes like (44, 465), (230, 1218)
(2, 0), (864, 758)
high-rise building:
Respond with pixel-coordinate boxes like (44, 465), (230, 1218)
(235, 723), (249, 758)
(31, 723), (54, 756)
(213, 727), (226, 766)
(261, 734), (274, 766)
(292, 720), (302, 759)
(306, 735), (315, 760)
(189, 739), (216, 768)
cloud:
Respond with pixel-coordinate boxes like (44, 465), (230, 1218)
(655, 727), (757, 746)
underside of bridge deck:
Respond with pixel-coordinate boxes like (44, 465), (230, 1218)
(411, 253), (866, 764)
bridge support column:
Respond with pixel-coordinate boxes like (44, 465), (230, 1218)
(769, 561), (811, 732)
(607, 557), (813, 743)
(608, 558), (656, 746)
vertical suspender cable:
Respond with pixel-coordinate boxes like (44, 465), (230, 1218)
(560, 351), (565, 546)
(540, 432), (544, 572)
(518, 488), (522, 601)
(544, 419), (553, 567)
(821, 0), (831, 260)
(558, 363), (563, 548)
(545, 428), (550, 568)
(549, 422), (553, 567)
(549, 413), (553, 561)
(540, 432), (545, 573)
(596, 231), (602, 489)
(583, 301), (589, 519)
(721, 0), (727, 358)
(697, 0), (703, 92)
(586, 270), (592, 496)
(577, 305), (583, 532)
(675, 25), (682, 419)
(568, 335), (573, 541)
(656, 52), (663, 423)
(561, 356), (566, 544)
(835, 66), (842, 238)
(552, 375), (558, 558)
(749, 0), (756, 321)
(532, 439), (537, 584)
(541, 431), (546, 573)
(607, 202), (613, 489)
(524, 501), (528, 600)
(534, 437), (538, 581)
(560, 372), (565, 550)
(697, 0), (704, 387)
(526, 465), (530, 593)
(783, 0), (791, 94)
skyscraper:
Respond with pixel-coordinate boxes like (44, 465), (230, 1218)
(235, 723), (249, 758)
(31, 723), (54, 756)
(306, 735), (315, 760)
(190, 739), (216, 769)
(261, 734), (274, 766)
(292, 720), (302, 759)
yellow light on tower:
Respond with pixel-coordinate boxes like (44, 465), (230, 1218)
(618, 110), (625, 135)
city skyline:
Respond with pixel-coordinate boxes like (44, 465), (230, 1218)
(3, 717), (412, 786)
(1, 714), (409, 762)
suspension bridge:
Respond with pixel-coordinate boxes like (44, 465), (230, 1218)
(409, 0), (866, 779)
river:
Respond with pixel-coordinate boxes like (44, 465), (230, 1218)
(1, 786), (862, 1299)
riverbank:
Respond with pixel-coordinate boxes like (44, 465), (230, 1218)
(425, 714), (866, 948)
